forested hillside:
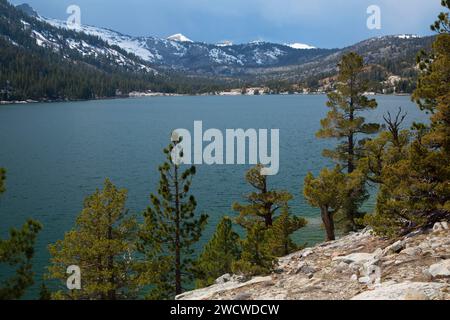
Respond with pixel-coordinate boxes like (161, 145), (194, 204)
(0, 0), (232, 101)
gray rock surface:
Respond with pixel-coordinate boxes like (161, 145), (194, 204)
(351, 282), (445, 300)
(177, 223), (450, 300)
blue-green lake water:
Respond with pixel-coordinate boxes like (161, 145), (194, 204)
(0, 95), (428, 298)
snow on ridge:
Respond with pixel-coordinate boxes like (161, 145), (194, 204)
(396, 34), (420, 40)
(249, 40), (266, 45)
(167, 33), (193, 43)
(216, 40), (233, 47)
(208, 48), (243, 65)
(40, 17), (160, 62)
(286, 42), (316, 50)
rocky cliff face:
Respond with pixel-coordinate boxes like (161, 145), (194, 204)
(177, 222), (450, 300)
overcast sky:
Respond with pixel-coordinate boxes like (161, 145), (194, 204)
(9, 0), (444, 48)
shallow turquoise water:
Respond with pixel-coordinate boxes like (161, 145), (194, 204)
(0, 95), (428, 298)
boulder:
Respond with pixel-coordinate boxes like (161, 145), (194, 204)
(404, 290), (429, 300)
(298, 264), (316, 275)
(400, 246), (422, 256)
(351, 282), (444, 300)
(332, 252), (375, 264)
(302, 249), (313, 258)
(428, 260), (450, 278)
(383, 240), (405, 255)
(215, 274), (232, 284)
(433, 221), (449, 232)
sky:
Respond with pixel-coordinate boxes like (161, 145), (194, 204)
(9, 0), (445, 48)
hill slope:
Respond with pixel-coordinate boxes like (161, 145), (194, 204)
(1, 1), (436, 100)
(178, 223), (450, 300)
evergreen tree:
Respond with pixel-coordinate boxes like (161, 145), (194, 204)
(233, 164), (292, 228)
(139, 137), (208, 299)
(232, 165), (304, 275)
(317, 52), (380, 229)
(0, 170), (41, 300)
(431, 0), (450, 34)
(47, 179), (139, 300)
(39, 283), (52, 300)
(304, 167), (367, 241)
(364, 1), (450, 236)
(265, 205), (307, 256)
(194, 217), (240, 288)
(0, 219), (42, 299)
(358, 109), (410, 185)
(232, 222), (275, 276)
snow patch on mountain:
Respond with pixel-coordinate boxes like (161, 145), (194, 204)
(209, 48), (243, 65)
(286, 42), (316, 50)
(167, 33), (193, 43)
(217, 40), (233, 47)
(252, 47), (286, 64)
(396, 34), (420, 40)
(42, 17), (162, 63)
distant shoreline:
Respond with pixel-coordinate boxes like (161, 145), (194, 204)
(0, 92), (412, 106)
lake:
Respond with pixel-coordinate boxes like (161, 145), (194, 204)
(0, 95), (428, 298)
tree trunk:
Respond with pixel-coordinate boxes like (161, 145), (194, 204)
(174, 165), (182, 296)
(348, 133), (355, 174)
(262, 177), (273, 227)
(347, 97), (356, 230)
(348, 96), (355, 174)
(264, 213), (273, 227)
(321, 206), (335, 241)
(107, 211), (116, 300)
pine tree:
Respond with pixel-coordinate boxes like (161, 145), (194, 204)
(233, 164), (292, 228)
(47, 179), (139, 300)
(194, 217), (240, 288)
(139, 137), (208, 299)
(39, 283), (52, 300)
(430, 0), (450, 34)
(0, 219), (42, 299)
(265, 205), (307, 256)
(304, 167), (367, 241)
(0, 170), (42, 300)
(232, 222), (275, 276)
(364, 1), (450, 236)
(232, 165), (303, 275)
(317, 52), (380, 229)
(358, 109), (410, 185)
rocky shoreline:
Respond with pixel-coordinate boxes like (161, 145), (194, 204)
(177, 222), (450, 300)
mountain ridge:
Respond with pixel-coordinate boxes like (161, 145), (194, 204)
(36, 11), (433, 84)
(1, 1), (436, 101)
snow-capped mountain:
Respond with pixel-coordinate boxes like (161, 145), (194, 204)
(9, 4), (155, 74)
(13, 3), (434, 79)
(31, 11), (328, 75)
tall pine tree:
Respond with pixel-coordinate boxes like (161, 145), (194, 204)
(317, 52), (380, 230)
(139, 137), (208, 299)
